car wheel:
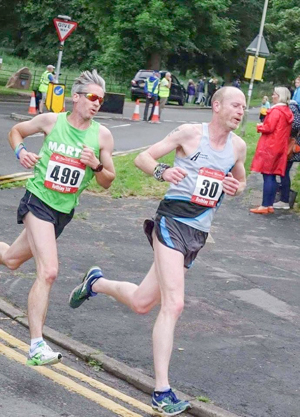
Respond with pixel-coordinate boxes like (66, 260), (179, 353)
(178, 97), (185, 106)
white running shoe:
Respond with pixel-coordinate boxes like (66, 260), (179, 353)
(273, 201), (290, 210)
(27, 341), (62, 366)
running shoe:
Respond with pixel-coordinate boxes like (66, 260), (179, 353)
(69, 266), (103, 309)
(26, 341), (62, 366)
(152, 388), (191, 416)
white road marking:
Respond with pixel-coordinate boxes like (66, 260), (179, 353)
(26, 133), (44, 138)
(231, 288), (298, 321)
(110, 124), (131, 129)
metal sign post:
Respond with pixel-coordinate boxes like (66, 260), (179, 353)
(53, 15), (78, 83)
(241, 0), (269, 136)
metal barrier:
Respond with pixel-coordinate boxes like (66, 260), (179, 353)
(0, 65), (130, 96)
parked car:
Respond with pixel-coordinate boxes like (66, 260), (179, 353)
(130, 70), (186, 106)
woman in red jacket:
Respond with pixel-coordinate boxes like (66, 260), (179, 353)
(250, 87), (294, 214)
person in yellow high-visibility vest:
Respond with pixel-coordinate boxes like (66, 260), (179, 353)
(143, 71), (160, 121)
(38, 65), (55, 114)
(159, 72), (171, 120)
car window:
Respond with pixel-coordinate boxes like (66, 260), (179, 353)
(172, 75), (180, 85)
(135, 71), (153, 80)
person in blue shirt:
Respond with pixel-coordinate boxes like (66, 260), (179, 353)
(292, 76), (300, 106)
(143, 71), (160, 121)
(259, 95), (270, 122)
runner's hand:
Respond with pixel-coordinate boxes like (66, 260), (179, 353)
(80, 145), (99, 169)
(223, 172), (239, 196)
(162, 167), (187, 185)
(19, 149), (40, 169)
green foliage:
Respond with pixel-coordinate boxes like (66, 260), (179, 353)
(265, 0), (300, 83)
(1, 0), (299, 84)
(196, 395), (211, 403)
(15, 0), (101, 70)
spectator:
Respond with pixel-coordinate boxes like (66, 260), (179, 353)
(232, 78), (241, 89)
(259, 95), (270, 122)
(159, 72), (171, 120)
(143, 71), (160, 122)
(37, 65), (55, 114)
(274, 99), (300, 209)
(292, 76), (300, 106)
(205, 78), (218, 107)
(186, 79), (196, 103)
(195, 78), (205, 105)
(250, 87), (294, 214)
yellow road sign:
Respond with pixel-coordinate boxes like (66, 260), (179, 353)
(244, 56), (266, 81)
(46, 83), (65, 113)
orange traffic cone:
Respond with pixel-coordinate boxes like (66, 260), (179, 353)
(150, 101), (160, 123)
(131, 99), (140, 121)
(28, 91), (37, 115)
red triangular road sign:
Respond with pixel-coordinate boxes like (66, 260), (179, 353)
(53, 18), (78, 42)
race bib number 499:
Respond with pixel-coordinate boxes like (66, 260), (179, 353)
(44, 153), (86, 194)
(191, 167), (225, 207)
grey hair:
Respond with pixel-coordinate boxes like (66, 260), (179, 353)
(273, 87), (291, 104)
(71, 69), (106, 95)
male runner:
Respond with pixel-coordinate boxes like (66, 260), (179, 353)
(0, 70), (115, 366)
(69, 86), (247, 416)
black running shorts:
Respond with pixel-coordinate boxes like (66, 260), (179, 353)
(17, 190), (74, 238)
(143, 214), (208, 269)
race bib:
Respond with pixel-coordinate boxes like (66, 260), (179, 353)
(44, 153), (86, 194)
(191, 167), (225, 207)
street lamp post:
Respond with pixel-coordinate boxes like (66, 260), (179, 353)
(241, 0), (269, 136)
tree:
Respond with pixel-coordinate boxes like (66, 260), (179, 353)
(84, 0), (237, 78)
(212, 0), (264, 81)
(15, 0), (101, 69)
(265, 0), (300, 83)
(0, 0), (24, 47)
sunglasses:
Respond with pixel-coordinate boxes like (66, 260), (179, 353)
(79, 93), (104, 104)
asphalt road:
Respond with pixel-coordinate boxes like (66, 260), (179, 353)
(0, 312), (154, 417)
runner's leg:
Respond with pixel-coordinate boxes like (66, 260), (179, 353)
(23, 212), (59, 339)
(92, 262), (161, 314)
(0, 229), (33, 269)
(152, 234), (185, 389)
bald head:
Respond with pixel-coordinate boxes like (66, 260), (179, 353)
(211, 86), (245, 108)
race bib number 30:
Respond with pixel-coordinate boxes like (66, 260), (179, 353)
(191, 167), (225, 207)
(44, 153), (86, 194)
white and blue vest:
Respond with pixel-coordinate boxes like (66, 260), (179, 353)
(157, 123), (236, 232)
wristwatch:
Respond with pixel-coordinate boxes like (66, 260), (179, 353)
(92, 162), (104, 172)
(153, 163), (170, 182)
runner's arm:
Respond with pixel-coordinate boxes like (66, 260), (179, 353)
(80, 125), (115, 189)
(134, 125), (191, 184)
(8, 113), (57, 169)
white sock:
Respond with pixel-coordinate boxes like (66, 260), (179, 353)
(30, 337), (44, 353)
(155, 386), (171, 393)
